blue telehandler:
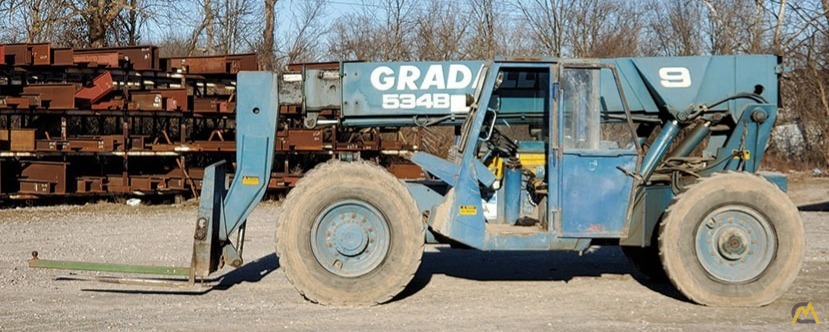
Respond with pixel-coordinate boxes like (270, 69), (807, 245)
(31, 55), (803, 307)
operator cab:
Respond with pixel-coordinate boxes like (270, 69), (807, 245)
(471, 61), (640, 238)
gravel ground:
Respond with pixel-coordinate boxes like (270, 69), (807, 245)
(0, 178), (827, 331)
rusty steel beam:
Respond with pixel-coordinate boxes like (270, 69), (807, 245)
(387, 162), (424, 179)
(286, 61), (340, 71)
(65, 137), (105, 152)
(130, 91), (164, 111)
(152, 89), (188, 111)
(130, 175), (166, 191)
(163, 55), (226, 74)
(4, 44), (30, 65)
(162, 53), (258, 74)
(22, 84), (76, 109)
(76, 176), (106, 193)
(90, 99), (126, 111)
(192, 97), (226, 113)
(226, 54), (258, 73)
(73, 52), (120, 68)
(18, 161), (69, 194)
(75, 71), (114, 104)
(277, 129), (324, 151)
(75, 46), (160, 71)
(30, 43), (50, 65)
(50, 48), (74, 66)
(7, 129), (36, 151)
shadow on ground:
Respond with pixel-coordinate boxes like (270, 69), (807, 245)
(75, 247), (684, 303)
(395, 246), (687, 303)
(799, 201), (829, 212)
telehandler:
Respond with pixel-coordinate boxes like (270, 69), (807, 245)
(31, 55), (803, 307)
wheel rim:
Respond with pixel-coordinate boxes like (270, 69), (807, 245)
(695, 205), (776, 283)
(310, 199), (391, 277)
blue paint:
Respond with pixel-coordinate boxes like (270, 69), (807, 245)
(639, 120), (679, 181)
(341, 61), (485, 117)
(310, 200), (390, 277)
(694, 206), (776, 283)
(221, 72), (279, 239)
(410, 152), (460, 186)
(600, 55), (779, 118)
(503, 163), (522, 225)
(702, 105), (777, 174)
(394, 56), (781, 252)
(759, 171), (787, 192)
(559, 150), (638, 237)
(191, 161), (227, 277)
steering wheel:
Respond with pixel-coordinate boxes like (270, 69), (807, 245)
(487, 126), (518, 157)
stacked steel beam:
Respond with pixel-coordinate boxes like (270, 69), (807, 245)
(0, 44), (422, 203)
(0, 43), (258, 201)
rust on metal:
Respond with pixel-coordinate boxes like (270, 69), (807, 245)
(226, 54), (258, 73)
(23, 84), (77, 109)
(90, 99), (125, 110)
(164, 55), (226, 74)
(277, 129), (324, 151)
(76, 176), (106, 193)
(4, 44), (30, 65)
(152, 89), (188, 111)
(192, 97), (232, 113)
(30, 43), (50, 65)
(286, 61), (340, 71)
(18, 161), (69, 194)
(50, 48), (74, 66)
(73, 52), (119, 68)
(75, 46), (160, 71)
(65, 137), (105, 152)
(130, 91), (164, 111)
(0, 129), (37, 151)
(163, 53), (257, 74)
(387, 162), (424, 179)
(130, 175), (167, 191)
(75, 71), (114, 104)
(106, 175), (130, 193)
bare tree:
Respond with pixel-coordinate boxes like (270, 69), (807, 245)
(565, 0), (641, 57)
(279, 0), (327, 65)
(67, 0), (131, 47)
(328, 11), (380, 61)
(327, 0), (415, 61)
(0, 0), (73, 43)
(413, 0), (469, 60)
(642, 0), (704, 56)
(380, 0), (416, 61)
(513, 0), (567, 57)
(466, 0), (501, 59)
(262, 0), (276, 70)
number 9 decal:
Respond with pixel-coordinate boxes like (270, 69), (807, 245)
(659, 67), (691, 88)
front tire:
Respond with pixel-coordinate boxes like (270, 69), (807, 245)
(658, 172), (804, 306)
(276, 161), (424, 305)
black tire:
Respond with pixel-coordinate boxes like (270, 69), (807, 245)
(658, 172), (804, 306)
(621, 245), (666, 281)
(276, 161), (424, 305)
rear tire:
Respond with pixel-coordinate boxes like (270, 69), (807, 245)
(276, 161), (424, 305)
(658, 172), (804, 306)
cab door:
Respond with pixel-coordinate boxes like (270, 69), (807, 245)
(551, 65), (640, 238)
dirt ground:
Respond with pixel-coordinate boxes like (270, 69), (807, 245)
(1, 177), (828, 331)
